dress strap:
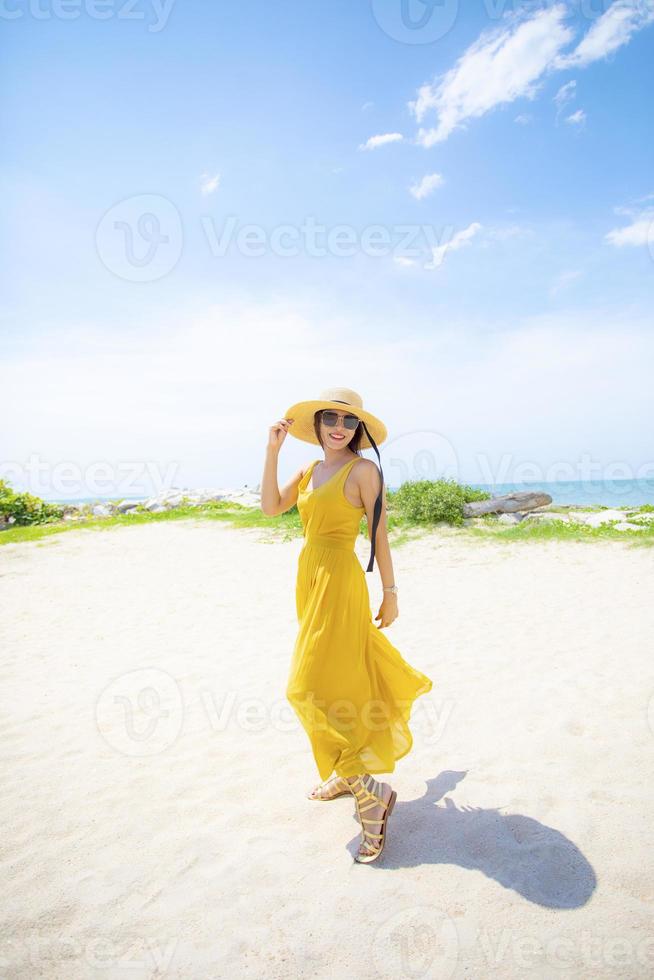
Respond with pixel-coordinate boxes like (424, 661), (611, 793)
(337, 458), (358, 479)
(301, 459), (319, 489)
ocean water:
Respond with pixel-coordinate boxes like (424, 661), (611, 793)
(47, 478), (654, 508)
(463, 479), (654, 508)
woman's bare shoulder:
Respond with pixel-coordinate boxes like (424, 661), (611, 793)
(351, 457), (382, 491)
(352, 457), (379, 476)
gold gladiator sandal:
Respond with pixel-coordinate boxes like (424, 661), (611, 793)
(347, 774), (397, 864)
(307, 774), (352, 801)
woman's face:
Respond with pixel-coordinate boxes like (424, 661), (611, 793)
(319, 411), (358, 449)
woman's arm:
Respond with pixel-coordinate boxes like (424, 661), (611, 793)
(358, 461), (398, 628)
(260, 418), (308, 516)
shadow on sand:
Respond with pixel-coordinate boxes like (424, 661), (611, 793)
(345, 771), (597, 907)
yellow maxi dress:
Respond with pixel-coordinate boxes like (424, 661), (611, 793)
(286, 457), (433, 781)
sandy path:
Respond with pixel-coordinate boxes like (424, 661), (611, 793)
(1, 521), (653, 979)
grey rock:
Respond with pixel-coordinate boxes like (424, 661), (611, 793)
(497, 513), (523, 525)
(464, 491), (552, 517)
(162, 494), (185, 508)
(115, 500), (140, 513)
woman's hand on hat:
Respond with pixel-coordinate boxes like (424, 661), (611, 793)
(268, 418), (294, 451)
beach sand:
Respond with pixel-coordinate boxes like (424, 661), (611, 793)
(1, 521), (653, 978)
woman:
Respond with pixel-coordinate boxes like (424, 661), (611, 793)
(261, 387), (433, 863)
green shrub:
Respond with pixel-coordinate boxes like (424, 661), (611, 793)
(392, 478), (490, 527)
(0, 479), (64, 526)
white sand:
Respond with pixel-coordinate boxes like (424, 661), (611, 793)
(1, 521), (653, 979)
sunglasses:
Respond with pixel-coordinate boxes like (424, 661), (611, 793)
(320, 410), (360, 430)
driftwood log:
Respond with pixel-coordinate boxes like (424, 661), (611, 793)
(463, 491), (552, 517)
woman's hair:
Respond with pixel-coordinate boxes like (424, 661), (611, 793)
(313, 410), (363, 454)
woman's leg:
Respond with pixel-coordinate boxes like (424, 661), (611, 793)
(344, 773), (395, 860)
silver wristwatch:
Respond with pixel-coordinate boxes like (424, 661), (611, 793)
(383, 585), (398, 596)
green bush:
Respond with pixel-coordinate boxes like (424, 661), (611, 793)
(0, 479), (64, 526)
(392, 478), (490, 527)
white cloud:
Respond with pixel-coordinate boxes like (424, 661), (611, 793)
(552, 79), (577, 124)
(553, 0), (654, 70)
(361, 101), (374, 112)
(424, 221), (483, 269)
(397, 222), (529, 267)
(5, 303), (653, 491)
(409, 0), (654, 146)
(409, 172), (444, 200)
(549, 269), (583, 296)
(614, 194), (654, 216)
(409, 5), (574, 147)
(605, 210), (654, 247)
(359, 132), (404, 151)
(1, 301), (336, 496)
(514, 113), (533, 125)
(200, 172), (221, 195)
(565, 108), (587, 126)
(553, 79), (577, 107)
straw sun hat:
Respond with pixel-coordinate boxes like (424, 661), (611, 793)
(283, 387), (387, 450)
(283, 387), (387, 573)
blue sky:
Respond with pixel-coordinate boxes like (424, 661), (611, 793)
(3, 0), (654, 498)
